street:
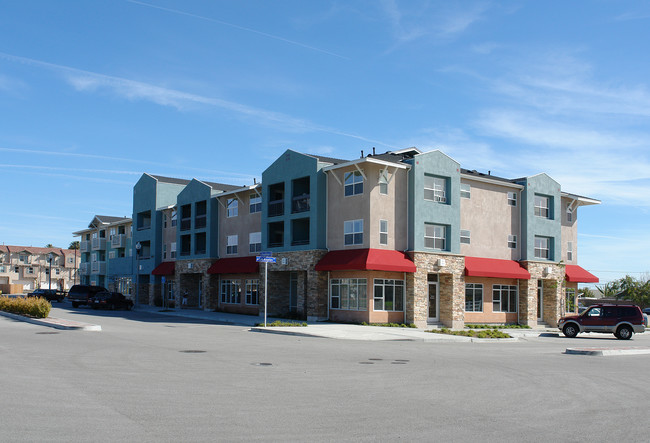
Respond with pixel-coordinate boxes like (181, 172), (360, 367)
(1, 305), (649, 442)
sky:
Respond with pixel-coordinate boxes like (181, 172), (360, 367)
(1, 0), (649, 286)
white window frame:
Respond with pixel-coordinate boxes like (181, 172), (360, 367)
(227, 198), (238, 217)
(170, 242), (177, 259)
(330, 278), (367, 311)
(534, 236), (550, 259)
(226, 235), (238, 255)
(507, 192), (517, 206)
(344, 219), (363, 246)
(508, 235), (517, 249)
(460, 183), (471, 199)
(465, 283), (483, 312)
(379, 220), (388, 245)
(245, 279), (259, 305)
(534, 195), (550, 218)
(344, 171), (364, 196)
(492, 284), (518, 313)
(460, 229), (471, 244)
(424, 175), (446, 203)
(566, 204), (573, 222)
(378, 170), (388, 195)
(249, 232), (262, 253)
(373, 279), (404, 312)
(424, 224), (446, 250)
(220, 279), (241, 304)
(250, 193), (262, 214)
(567, 241), (573, 261)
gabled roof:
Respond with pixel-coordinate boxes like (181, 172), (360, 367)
(149, 174), (191, 186)
(304, 153), (349, 165)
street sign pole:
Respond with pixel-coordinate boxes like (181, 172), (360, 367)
(264, 261), (268, 327)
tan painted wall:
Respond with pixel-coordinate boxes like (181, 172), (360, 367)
(460, 179), (521, 260)
(464, 276), (521, 324)
(560, 196), (578, 264)
(327, 163), (408, 251)
(161, 208), (176, 261)
(217, 191), (262, 257)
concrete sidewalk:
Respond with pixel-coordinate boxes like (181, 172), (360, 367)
(0, 310), (101, 331)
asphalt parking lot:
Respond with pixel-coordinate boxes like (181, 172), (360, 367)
(2, 304), (650, 442)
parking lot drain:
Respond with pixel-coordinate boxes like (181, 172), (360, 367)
(368, 358), (383, 361)
(391, 361), (407, 364)
(36, 332), (60, 335)
(394, 359), (409, 362)
(359, 362), (374, 364)
(180, 350), (206, 353)
(252, 362), (272, 366)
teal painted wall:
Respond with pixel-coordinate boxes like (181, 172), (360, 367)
(261, 150), (327, 251)
(406, 151), (461, 253)
(176, 179), (218, 259)
(519, 174), (562, 261)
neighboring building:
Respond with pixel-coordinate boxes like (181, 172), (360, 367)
(74, 147), (600, 329)
(0, 245), (81, 293)
(73, 215), (133, 294)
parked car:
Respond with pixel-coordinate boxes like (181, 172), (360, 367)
(558, 304), (646, 340)
(89, 291), (133, 310)
(68, 284), (107, 308)
(27, 289), (65, 302)
(643, 307), (650, 316)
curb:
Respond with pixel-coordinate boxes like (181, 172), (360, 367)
(0, 311), (101, 331)
(565, 347), (650, 356)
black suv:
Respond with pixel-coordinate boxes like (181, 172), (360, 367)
(68, 284), (107, 308)
(27, 289), (65, 302)
(558, 304), (646, 340)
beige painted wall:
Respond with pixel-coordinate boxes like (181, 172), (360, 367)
(161, 208), (176, 261)
(218, 191), (262, 257)
(327, 162), (408, 251)
(460, 178), (521, 260)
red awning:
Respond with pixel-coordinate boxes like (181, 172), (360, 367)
(464, 257), (531, 279)
(207, 256), (259, 274)
(565, 265), (599, 283)
(151, 261), (175, 276)
(314, 248), (416, 273)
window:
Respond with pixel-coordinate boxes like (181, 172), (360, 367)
(268, 221), (284, 247)
(195, 232), (206, 255)
(250, 193), (262, 214)
(245, 280), (259, 305)
(460, 183), (471, 199)
(373, 279), (404, 312)
(268, 183), (285, 217)
(220, 279), (241, 304)
(249, 232), (262, 253)
(379, 170), (389, 195)
(171, 209), (177, 227)
(291, 176), (310, 213)
(344, 219), (363, 245)
(424, 175), (446, 202)
(460, 230), (471, 244)
(291, 218), (310, 246)
(566, 204), (573, 222)
(170, 242), (177, 259)
(565, 288), (576, 313)
(507, 192), (517, 206)
(180, 235), (191, 256)
(163, 215), (168, 229)
(0, 266), (5, 273)
(534, 236), (550, 259)
(465, 284), (483, 312)
(195, 200), (207, 229)
(508, 235), (517, 249)
(26, 267), (34, 275)
(424, 224), (446, 250)
(344, 171), (364, 196)
(226, 235), (238, 255)
(19, 255), (28, 263)
(534, 195), (550, 218)
(180, 204), (191, 231)
(109, 251), (116, 259)
(227, 198), (238, 218)
(379, 220), (388, 245)
(330, 278), (367, 310)
(137, 210), (152, 230)
(567, 241), (573, 261)
(493, 285), (517, 313)
(162, 244), (167, 260)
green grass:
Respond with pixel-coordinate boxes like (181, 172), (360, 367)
(465, 324), (531, 329)
(427, 327), (512, 339)
(361, 322), (418, 328)
(256, 320), (308, 327)
(0, 296), (51, 319)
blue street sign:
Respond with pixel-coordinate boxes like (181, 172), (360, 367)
(258, 251), (272, 257)
(256, 256), (277, 263)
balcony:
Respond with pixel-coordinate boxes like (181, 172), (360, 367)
(111, 234), (126, 248)
(91, 238), (107, 250)
(91, 261), (106, 275)
(80, 241), (91, 253)
(180, 218), (191, 231)
(268, 200), (284, 217)
(80, 263), (90, 275)
(291, 194), (310, 213)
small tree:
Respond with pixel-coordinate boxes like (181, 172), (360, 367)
(69, 241), (80, 250)
(44, 243), (54, 248)
(578, 287), (595, 298)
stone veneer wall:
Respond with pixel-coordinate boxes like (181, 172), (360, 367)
(260, 250), (328, 321)
(174, 258), (216, 310)
(520, 261), (565, 327)
(408, 252), (465, 329)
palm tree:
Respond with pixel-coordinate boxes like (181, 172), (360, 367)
(68, 241), (80, 249)
(45, 243), (54, 248)
(68, 240), (80, 285)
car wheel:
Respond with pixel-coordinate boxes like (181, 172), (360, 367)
(563, 324), (579, 338)
(616, 326), (633, 340)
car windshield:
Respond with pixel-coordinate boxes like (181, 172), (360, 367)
(581, 307), (602, 317)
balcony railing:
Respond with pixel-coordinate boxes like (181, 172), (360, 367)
(80, 241), (91, 253)
(80, 263), (90, 275)
(268, 200), (284, 217)
(111, 234), (126, 248)
(90, 261), (106, 274)
(291, 195), (310, 213)
(91, 238), (107, 250)
(195, 216), (206, 229)
(180, 218), (192, 231)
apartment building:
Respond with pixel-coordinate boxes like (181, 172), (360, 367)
(73, 215), (133, 294)
(76, 147), (599, 328)
(0, 245), (80, 293)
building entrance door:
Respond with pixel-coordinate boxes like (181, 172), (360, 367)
(427, 274), (439, 323)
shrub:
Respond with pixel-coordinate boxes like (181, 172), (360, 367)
(466, 324), (531, 329)
(427, 328), (511, 339)
(256, 320), (307, 327)
(361, 322), (418, 328)
(0, 296), (51, 318)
